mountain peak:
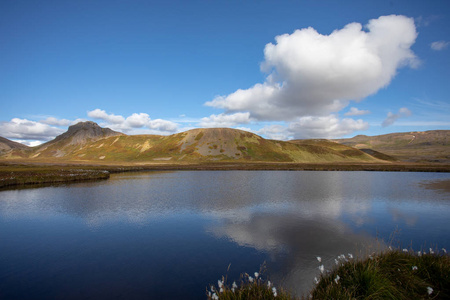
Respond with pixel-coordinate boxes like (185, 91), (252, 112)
(66, 121), (102, 133)
(50, 121), (124, 146)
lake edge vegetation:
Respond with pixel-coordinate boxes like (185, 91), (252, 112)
(208, 248), (449, 300)
(1, 161), (449, 189)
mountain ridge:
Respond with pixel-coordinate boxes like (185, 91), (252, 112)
(334, 130), (450, 163)
(1, 123), (448, 164)
(0, 122), (381, 163)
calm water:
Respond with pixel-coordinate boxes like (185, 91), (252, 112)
(1, 171), (449, 299)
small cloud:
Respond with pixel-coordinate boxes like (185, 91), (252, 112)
(87, 109), (178, 134)
(289, 115), (369, 139)
(415, 15), (440, 27)
(40, 117), (72, 126)
(382, 107), (412, 127)
(257, 125), (292, 140)
(87, 109), (125, 124)
(12, 139), (43, 147)
(199, 112), (252, 128)
(344, 107), (370, 116)
(431, 41), (449, 51)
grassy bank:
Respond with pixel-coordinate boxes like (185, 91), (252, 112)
(208, 249), (449, 299)
(0, 165), (111, 189)
(1, 160), (449, 189)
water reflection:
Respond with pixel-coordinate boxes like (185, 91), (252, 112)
(208, 208), (382, 295)
(0, 171), (449, 298)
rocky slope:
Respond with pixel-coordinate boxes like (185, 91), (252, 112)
(0, 136), (30, 157)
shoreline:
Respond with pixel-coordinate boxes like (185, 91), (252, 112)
(1, 160), (449, 189)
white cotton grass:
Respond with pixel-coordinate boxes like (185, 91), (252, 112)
(231, 281), (237, 293)
(206, 267), (291, 299)
(334, 274), (340, 284)
(306, 247), (448, 299)
(319, 265), (325, 273)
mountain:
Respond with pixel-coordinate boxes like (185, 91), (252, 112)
(0, 136), (30, 157)
(335, 130), (450, 163)
(30, 121), (124, 159)
(1, 123), (385, 163)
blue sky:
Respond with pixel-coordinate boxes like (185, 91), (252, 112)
(1, 0), (449, 145)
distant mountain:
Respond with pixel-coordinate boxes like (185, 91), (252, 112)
(1, 124), (385, 163)
(0, 136), (30, 157)
(335, 130), (450, 163)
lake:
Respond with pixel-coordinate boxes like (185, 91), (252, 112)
(1, 171), (449, 299)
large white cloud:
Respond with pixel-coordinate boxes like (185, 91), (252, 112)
(87, 109), (179, 133)
(206, 15), (418, 121)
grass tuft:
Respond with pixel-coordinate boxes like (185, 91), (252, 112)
(310, 248), (450, 299)
(208, 248), (449, 299)
(207, 265), (292, 300)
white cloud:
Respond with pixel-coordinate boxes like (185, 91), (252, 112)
(430, 41), (449, 51)
(40, 117), (73, 126)
(87, 109), (125, 124)
(255, 115), (369, 140)
(257, 125), (292, 140)
(87, 109), (179, 134)
(382, 107), (412, 127)
(288, 115), (369, 139)
(199, 112), (252, 128)
(146, 119), (178, 132)
(0, 118), (64, 141)
(206, 15), (418, 121)
(344, 107), (370, 116)
(125, 113), (151, 128)
(415, 15), (440, 28)
(12, 139), (43, 147)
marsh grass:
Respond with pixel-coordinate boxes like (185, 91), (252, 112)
(207, 265), (292, 300)
(310, 248), (449, 299)
(209, 248), (449, 299)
